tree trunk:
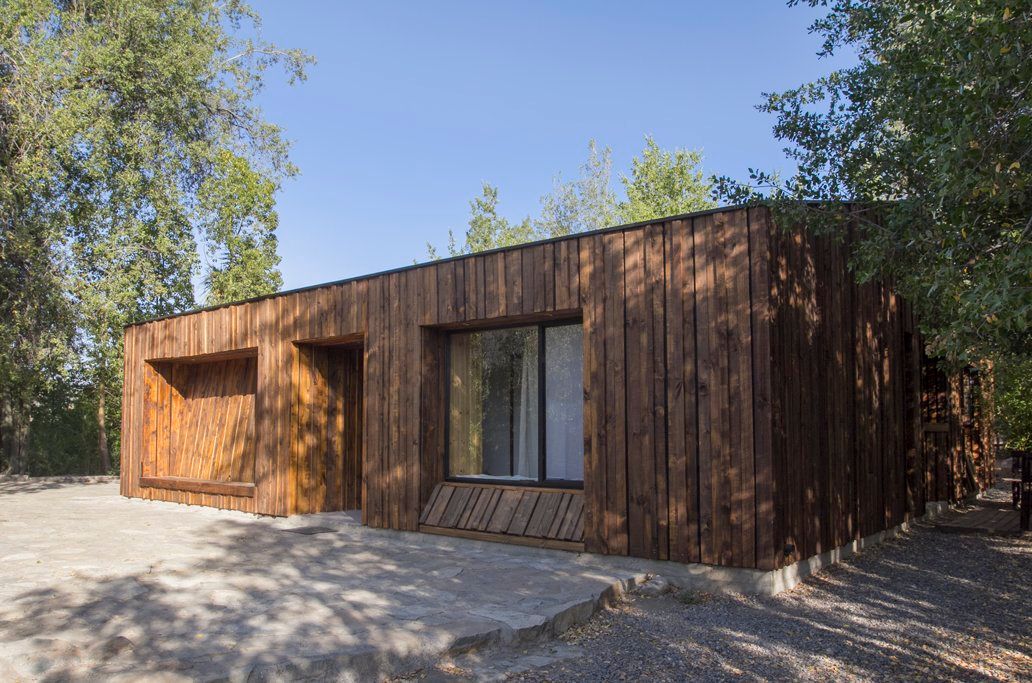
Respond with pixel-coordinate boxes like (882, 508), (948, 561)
(97, 387), (110, 473)
(1, 394), (30, 475)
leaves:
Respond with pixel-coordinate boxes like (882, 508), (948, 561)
(537, 140), (620, 238)
(435, 183), (537, 258)
(430, 137), (715, 257)
(619, 136), (715, 223)
(0, 0), (307, 473)
(716, 0), (1031, 368)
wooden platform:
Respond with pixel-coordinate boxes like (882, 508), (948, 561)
(419, 482), (585, 552)
(935, 502), (1026, 536)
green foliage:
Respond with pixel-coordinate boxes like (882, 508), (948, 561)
(995, 356), (1032, 450)
(200, 150), (285, 305)
(0, 0), (308, 473)
(429, 137), (714, 257)
(620, 137), (715, 223)
(714, 0), (1031, 366)
(27, 379), (117, 476)
(428, 183), (536, 258)
(537, 140), (620, 238)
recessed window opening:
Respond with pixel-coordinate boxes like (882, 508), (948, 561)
(447, 321), (584, 486)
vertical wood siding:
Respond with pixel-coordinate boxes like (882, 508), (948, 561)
(764, 209), (988, 569)
(766, 213), (908, 567)
(121, 205), (983, 570)
(291, 345), (363, 514)
(120, 209), (772, 567)
(154, 356), (257, 483)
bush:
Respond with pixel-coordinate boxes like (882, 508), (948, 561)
(995, 356), (1032, 451)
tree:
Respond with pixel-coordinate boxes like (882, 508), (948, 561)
(200, 150), (285, 305)
(714, 0), (1031, 366)
(619, 136), (715, 222)
(430, 138), (716, 258)
(995, 355), (1032, 450)
(0, 0), (308, 473)
(428, 183), (535, 258)
(537, 140), (619, 238)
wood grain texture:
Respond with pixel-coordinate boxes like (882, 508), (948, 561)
(765, 208), (991, 568)
(291, 345), (363, 514)
(120, 205), (987, 570)
(420, 482), (584, 544)
(145, 355), (257, 485)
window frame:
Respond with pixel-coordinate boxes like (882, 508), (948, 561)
(443, 318), (584, 489)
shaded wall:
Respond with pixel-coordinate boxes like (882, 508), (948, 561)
(765, 212), (991, 569)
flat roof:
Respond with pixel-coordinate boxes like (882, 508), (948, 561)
(127, 203), (758, 327)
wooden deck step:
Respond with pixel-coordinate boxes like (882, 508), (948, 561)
(419, 482), (585, 551)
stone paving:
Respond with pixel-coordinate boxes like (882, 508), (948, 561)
(0, 480), (643, 681)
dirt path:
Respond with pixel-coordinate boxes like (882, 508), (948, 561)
(412, 517), (1032, 681)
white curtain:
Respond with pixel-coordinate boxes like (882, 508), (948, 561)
(513, 333), (539, 479)
(545, 325), (584, 481)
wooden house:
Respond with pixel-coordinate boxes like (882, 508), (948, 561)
(120, 205), (991, 572)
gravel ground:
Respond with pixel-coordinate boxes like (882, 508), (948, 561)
(411, 513), (1031, 682)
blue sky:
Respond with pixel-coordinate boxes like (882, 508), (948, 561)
(248, 1), (853, 291)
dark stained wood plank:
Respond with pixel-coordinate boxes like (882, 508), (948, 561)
(419, 525), (585, 552)
(473, 488), (503, 531)
(505, 249), (523, 314)
(580, 235), (607, 554)
(522, 244), (542, 315)
(457, 487), (483, 529)
(624, 227), (656, 559)
(506, 491), (541, 536)
(555, 241), (571, 310)
(463, 486), (494, 529)
(748, 207), (776, 569)
(726, 209), (756, 568)
(525, 491), (563, 538)
(387, 272), (403, 530)
(404, 268), (422, 530)
(664, 222), (689, 563)
(420, 483), (444, 525)
(546, 493), (574, 539)
(486, 489), (523, 534)
(542, 242), (556, 312)
(693, 213), (718, 564)
(140, 476), (255, 497)
(645, 224), (668, 560)
(602, 231), (629, 555)
(484, 252), (506, 318)
(423, 484), (455, 527)
(559, 495), (585, 541)
(463, 258), (479, 323)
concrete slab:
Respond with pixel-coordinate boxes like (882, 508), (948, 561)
(0, 480), (644, 681)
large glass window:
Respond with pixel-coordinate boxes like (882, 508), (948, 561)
(447, 321), (583, 484)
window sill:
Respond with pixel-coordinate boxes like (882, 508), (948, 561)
(444, 478), (583, 493)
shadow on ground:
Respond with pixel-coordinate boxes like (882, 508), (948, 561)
(0, 490), (625, 681)
(0, 477), (116, 496)
(500, 523), (1031, 682)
